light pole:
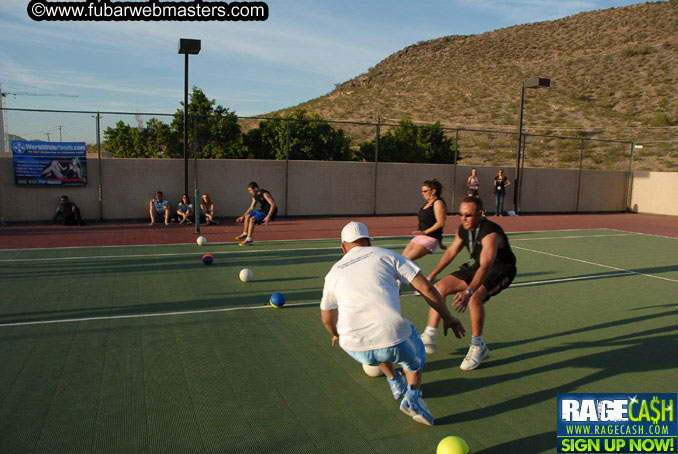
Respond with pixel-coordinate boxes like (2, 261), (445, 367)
(514, 77), (550, 212)
(178, 38), (201, 197)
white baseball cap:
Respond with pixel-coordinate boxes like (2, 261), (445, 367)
(341, 221), (370, 243)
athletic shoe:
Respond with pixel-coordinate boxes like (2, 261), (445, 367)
(235, 233), (247, 240)
(420, 332), (436, 355)
(238, 239), (253, 247)
(460, 344), (490, 370)
(399, 387), (434, 426)
(387, 370), (407, 400)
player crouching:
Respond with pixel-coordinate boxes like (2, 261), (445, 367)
(321, 222), (465, 425)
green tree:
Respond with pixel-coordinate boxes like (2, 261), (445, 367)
(171, 87), (245, 159)
(103, 121), (140, 158)
(103, 87), (243, 158)
(356, 118), (457, 163)
(243, 110), (352, 160)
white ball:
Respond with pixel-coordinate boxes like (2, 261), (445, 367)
(239, 268), (253, 283)
(362, 364), (384, 378)
(196, 236), (207, 246)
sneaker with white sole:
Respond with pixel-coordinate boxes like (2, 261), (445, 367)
(460, 344), (490, 370)
(235, 233), (247, 240)
(420, 331), (436, 355)
(238, 239), (253, 247)
(387, 370), (407, 400)
(399, 387), (434, 426)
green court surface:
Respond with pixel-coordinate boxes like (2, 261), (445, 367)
(0, 229), (676, 453)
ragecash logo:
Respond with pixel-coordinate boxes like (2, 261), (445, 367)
(557, 393), (677, 453)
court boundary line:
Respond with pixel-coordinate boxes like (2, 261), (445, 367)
(607, 228), (678, 241)
(0, 270), (662, 328)
(0, 227), (624, 253)
(0, 232), (642, 263)
(512, 245), (678, 283)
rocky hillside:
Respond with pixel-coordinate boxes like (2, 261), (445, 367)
(279, 1), (678, 170)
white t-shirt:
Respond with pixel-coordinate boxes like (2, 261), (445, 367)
(320, 246), (421, 351)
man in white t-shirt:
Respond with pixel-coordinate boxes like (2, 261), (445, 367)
(149, 191), (170, 226)
(320, 221), (465, 426)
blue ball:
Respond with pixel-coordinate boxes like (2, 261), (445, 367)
(270, 292), (286, 308)
(202, 254), (214, 265)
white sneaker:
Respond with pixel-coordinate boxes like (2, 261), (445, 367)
(460, 344), (490, 370)
(420, 332), (436, 355)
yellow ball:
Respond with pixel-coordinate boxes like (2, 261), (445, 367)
(437, 436), (469, 454)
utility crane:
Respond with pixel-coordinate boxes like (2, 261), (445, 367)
(0, 84), (79, 152)
(1, 91), (79, 98)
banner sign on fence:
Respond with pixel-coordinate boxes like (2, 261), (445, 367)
(12, 140), (87, 187)
(557, 393), (677, 453)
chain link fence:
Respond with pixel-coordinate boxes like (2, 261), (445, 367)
(1, 106), (639, 220)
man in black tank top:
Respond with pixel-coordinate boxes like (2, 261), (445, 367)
(235, 181), (278, 246)
(419, 196), (517, 371)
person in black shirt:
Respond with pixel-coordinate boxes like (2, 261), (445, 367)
(420, 196), (516, 371)
(235, 181), (277, 246)
(402, 179), (447, 261)
(492, 169), (511, 216)
(53, 195), (86, 226)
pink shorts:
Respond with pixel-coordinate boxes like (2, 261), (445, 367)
(410, 235), (440, 254)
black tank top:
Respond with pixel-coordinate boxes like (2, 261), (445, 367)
(458, 218), (516, 266)
(495, 177), (508, 193)
(255, 189), (277, 220)
(418, 199), (445, 241)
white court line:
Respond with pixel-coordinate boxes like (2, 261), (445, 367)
(0, 232), (639, 263)
(0, 271), (660, 329)
(509, 272), (635, 286)
(510, 233), (639, 241)
(607, 228), (678, 241)
(0, 244), (389, 263)
(0, 226), (609, 253)
(512, 245), (678, 284)
(0, 301), (321, 328)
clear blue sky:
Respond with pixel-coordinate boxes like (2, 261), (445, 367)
(1, 0), (646, 119)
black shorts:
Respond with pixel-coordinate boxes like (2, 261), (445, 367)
(152, 210), (167, 222)
(451, 262), (516, 302)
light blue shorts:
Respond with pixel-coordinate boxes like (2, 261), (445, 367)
(343, 325), (425, 372)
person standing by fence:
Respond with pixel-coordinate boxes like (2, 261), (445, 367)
(467, 168), (480, 198)
(492, 169), (510, 216)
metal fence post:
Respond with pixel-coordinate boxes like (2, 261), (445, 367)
(193, 116), (200, 234)
(373, 117), (380, 216)
(626, 142), (636, 212)
(576, 138), (584, 212)
(96, 112), (103, 221)
(451, 129), (459, 211)
(284, 119), (290, 217)
(516, 134), (527, 211)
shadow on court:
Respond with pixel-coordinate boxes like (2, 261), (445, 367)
(483, 309), (674, 351)
(426, 331), (675, 424)
(476, 431), (556, 454)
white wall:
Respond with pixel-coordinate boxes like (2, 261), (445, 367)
(0, 156), (652, 222)
(630, 171), (678, 216)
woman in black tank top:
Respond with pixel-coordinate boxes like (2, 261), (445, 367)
(402, 179), (448, 262)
